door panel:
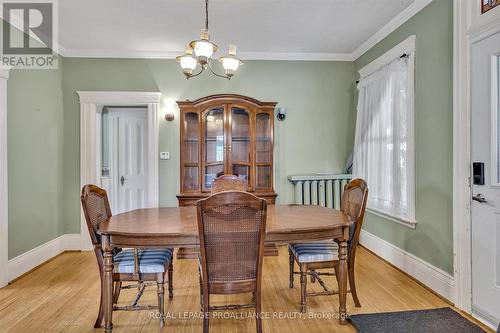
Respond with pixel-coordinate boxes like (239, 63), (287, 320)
(202, 106), (225, 191)
(230, 106), (252, 189)
(255, 112), (273, 191)
(117, 114), (148, 214)
(471, 31), (500, 328)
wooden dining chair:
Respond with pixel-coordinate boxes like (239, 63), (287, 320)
(211, 174), (247, 194)
(80, 184), (174, 328)
(288, 179), (368, 312)
(197, 191), (267, 333)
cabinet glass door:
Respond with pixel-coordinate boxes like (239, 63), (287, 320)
(203, 107), (225, 191)
(256, 112), (272, 190)
(231, 107), (251, 188)
(182, 112), (199, 191)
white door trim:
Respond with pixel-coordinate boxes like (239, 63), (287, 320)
(453, 0), (500, 314)
(452, 0), (472, 312)
(0, 67), (10, 288)
(77, 91), (161, 251)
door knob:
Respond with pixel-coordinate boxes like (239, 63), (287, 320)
(472, 193), (487, 203)
(120, 176), (126, 186)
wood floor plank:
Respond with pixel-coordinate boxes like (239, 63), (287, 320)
(0, 246), (491, 332)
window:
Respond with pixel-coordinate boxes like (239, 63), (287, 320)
(353, 36), (416, 226)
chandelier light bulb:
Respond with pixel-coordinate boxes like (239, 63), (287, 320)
(194, 40), (214, 63)
(176, 47), (197, 77)
(220, 45), (242, 77)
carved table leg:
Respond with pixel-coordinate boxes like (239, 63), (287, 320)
(337, 239), (348, 324)
(102, 234), (114, 333)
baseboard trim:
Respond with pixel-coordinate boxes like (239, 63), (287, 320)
(360, 229), (455, 302)
(7, 234), (81, 282)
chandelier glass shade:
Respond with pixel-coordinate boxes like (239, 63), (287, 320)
(176, 0), (242, 79)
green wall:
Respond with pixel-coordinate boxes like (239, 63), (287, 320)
(353, 0), (454, 274)
(7, 69), (65, 259)
(4, 20), (65, 259)
(61, 59), (355, 234)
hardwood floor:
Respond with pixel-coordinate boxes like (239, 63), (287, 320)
(0, 246), (489, 332)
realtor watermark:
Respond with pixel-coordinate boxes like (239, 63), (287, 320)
(0, 0), (58, 69)
(149, 311), (350, 321)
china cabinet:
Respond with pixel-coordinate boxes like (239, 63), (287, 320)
(177, 94), (278, 206)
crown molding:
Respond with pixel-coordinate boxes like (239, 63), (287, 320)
(351, 0), (433, 61)
(237, 52), (354, 61)
(61, 48), (354, 61)
(59, 1), (432, 62)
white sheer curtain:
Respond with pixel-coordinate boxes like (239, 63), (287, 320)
(353, 56), (415, 223)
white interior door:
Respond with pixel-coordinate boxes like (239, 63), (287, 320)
(114, 109), (148, 214)
(470, 31), (500, 328)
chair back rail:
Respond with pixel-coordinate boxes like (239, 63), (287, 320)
(81, 184), (112, 248)
(211, 174), (247, 194)
(341, 179), (368, 258)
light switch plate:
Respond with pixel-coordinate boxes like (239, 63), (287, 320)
(160, 152), (170, 160)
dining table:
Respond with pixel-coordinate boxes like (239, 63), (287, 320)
(98, 204), (352, 332)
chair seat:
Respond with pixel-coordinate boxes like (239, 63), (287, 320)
(289, 241), (339, 263)
(114, 249), (173, 274)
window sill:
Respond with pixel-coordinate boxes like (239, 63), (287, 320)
(366, 208), (417, 229)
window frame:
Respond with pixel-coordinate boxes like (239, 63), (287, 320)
(356, 35), (417, 228)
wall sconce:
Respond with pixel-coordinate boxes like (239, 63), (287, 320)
(165, 113), (175, 121)
(276, 107), (287, 121)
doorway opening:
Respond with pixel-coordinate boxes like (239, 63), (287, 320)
(78, 91), (161, 250)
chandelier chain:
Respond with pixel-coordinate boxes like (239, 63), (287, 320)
(205, 0), (209, 30)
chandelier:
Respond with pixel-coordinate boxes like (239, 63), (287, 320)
(176, 0), (243, 80)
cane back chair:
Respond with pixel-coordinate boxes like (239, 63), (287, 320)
(211, 174), (247, 194)
(81, 185), (174, 328)
(288, 179), (368, 312)
(197, 191), (267, 333)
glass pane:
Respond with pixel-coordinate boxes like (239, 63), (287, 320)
(183, 112), (198, 164)
(233, 165), (249, 187)
(231, 107), (250, 163)
(205, 164), (224, 189)
(256, 113), (271, 163)
(205, 107), (225, 164)
(256, 166), (272, 189)
(183, 167), (198, 191)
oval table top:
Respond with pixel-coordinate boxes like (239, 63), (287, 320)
(99, 204), (351, 245)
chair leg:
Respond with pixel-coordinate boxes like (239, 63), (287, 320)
(299, 264), (307, 313)
(157, 273), (165, 328)
(168, 261), (174, 299)
(202, 287), (209, 333)
(288, 249), (294, 288)
(255, 291), (263, 333)
(199, 270), (204, 312)
(310, 270), (316, 283)
(333, 264), (340, 285)
(348, 257), (361, 307)
(94, 279), (105, 328)
(113, 281), (122, 304)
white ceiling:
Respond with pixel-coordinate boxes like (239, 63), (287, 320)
(58, 0), (426, 60)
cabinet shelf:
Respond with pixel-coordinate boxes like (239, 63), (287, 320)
(232, 137), (250, 142)
(205, 137), (224, 142)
